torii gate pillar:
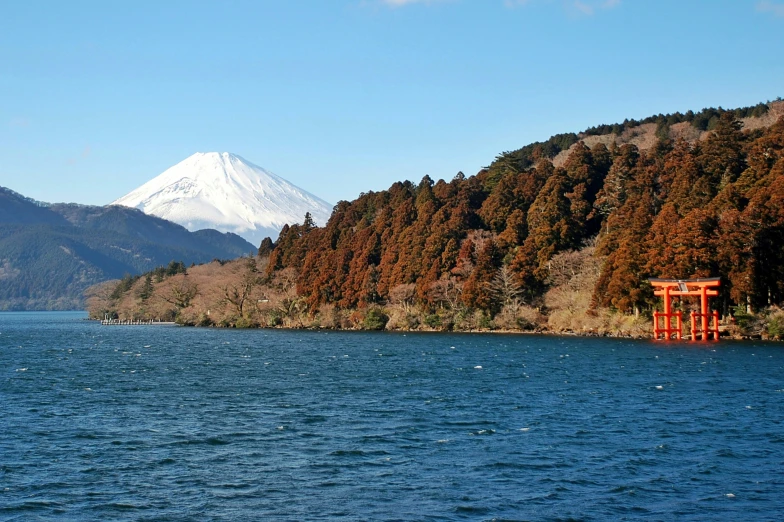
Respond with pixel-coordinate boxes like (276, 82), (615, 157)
(649, 278), (720, 341)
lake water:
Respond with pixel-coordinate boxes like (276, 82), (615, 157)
(1, 312), (782, 520)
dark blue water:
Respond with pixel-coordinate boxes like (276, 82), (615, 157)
(1, 312), (783, 521)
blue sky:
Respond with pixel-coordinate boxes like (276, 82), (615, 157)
(1, 0), (782, 206)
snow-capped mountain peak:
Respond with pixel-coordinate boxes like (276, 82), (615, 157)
(112, 152), (332, 246)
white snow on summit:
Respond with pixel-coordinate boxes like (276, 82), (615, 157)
(112, 152), (333, 246)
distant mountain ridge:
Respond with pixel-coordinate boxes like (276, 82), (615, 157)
(0, 187), (69, 226)
(112, 152), (333, 246)
(0, 186), (256, 310)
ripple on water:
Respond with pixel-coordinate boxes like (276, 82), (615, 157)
(1, 314), (783, 520)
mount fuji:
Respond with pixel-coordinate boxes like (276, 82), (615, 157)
(112, 152), (333, 247)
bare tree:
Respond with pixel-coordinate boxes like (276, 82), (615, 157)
(159, 278), (199, 310)
(222, 256), (260, 317)
(267, 267), (306, 326)
(547, 245), (602, 292)
(489, 266), (523, 307)
(85, 280), (119, 319)
(388, 283), (416, 313)
(429, 277), (465, 311)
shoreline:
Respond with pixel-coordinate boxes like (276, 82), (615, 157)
(85, 317), (776, 342)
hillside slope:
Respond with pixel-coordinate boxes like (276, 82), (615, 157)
(0, 188), (256, 310)
(50, 203), (255, 259)
(0, 187), (69, 225)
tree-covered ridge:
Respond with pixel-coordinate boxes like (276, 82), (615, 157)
(488, 100), (777, 178)
(0, 187), (68, 226)
(267, 111), (784, 320)
(582, 101), (771, 136)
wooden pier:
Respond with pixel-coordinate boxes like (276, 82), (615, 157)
(99, 318), (176, 326)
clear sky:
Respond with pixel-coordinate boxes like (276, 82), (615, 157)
(1, 0), (782, 206)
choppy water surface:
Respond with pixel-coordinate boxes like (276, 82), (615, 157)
(1, 312), (783, 520)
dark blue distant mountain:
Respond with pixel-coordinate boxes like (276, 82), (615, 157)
(0, 187), (69, 226)
(0, 186), (256, 310)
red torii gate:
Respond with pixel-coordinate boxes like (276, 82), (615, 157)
(649, 277), (720, 341)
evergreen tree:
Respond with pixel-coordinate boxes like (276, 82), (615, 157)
(140, 274), (154, 301)
(258, 237), (275, 257)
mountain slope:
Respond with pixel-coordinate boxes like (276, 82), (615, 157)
(50, 203), (255, 259)
(112, 152), (333, 246)
(0, 187), (69, 226)
(0, 187), (257, 310)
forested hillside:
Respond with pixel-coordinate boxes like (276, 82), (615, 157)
(91, 100), (784, 337)
(0, 189), (256, 310)
(270, 109), (784, 312)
